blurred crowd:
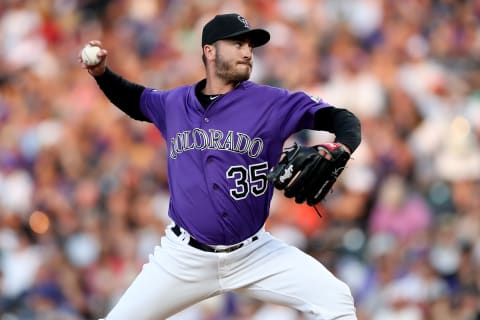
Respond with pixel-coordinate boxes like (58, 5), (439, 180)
(1, 0), (480, 319)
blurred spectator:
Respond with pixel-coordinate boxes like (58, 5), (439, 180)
(369, 173), (433, 241)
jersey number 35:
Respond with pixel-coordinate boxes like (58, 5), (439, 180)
(226, 162), (269, 200)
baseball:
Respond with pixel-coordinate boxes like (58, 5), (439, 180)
(81, 44), (101, 66)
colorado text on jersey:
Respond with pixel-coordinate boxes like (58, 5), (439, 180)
(169, 128), (264, 159)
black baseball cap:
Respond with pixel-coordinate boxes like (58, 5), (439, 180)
(202, 13), (270, 48)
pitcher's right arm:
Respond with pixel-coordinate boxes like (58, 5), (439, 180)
(80, 40), (150, 122)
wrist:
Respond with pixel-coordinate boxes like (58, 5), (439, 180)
(87, 66), (106, 77)
(335, 143), (351, 154)
(317, 142), (350, 154)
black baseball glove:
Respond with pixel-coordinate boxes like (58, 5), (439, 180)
(267, 142), (350, 206)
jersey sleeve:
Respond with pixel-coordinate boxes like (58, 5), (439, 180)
(275, 90), (333, 141)
(140, 88), (168, 136)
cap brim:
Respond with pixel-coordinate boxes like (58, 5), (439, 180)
(222, 29), (270, 48)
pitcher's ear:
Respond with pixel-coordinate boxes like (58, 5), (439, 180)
(203, 44), (216, 61)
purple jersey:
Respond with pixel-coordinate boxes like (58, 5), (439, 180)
(140, 81), (331, 245)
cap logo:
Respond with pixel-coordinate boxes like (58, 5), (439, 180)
(237, 15), (250, 29)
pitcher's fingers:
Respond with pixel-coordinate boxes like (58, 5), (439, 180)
(88, 40), (103, 47)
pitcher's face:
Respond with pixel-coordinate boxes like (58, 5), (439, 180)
(214, 39), (253, 83)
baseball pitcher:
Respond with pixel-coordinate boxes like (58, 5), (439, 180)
(81, 13), (361, 320)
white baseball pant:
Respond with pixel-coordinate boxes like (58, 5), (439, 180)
(104, 224), (356, 320)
